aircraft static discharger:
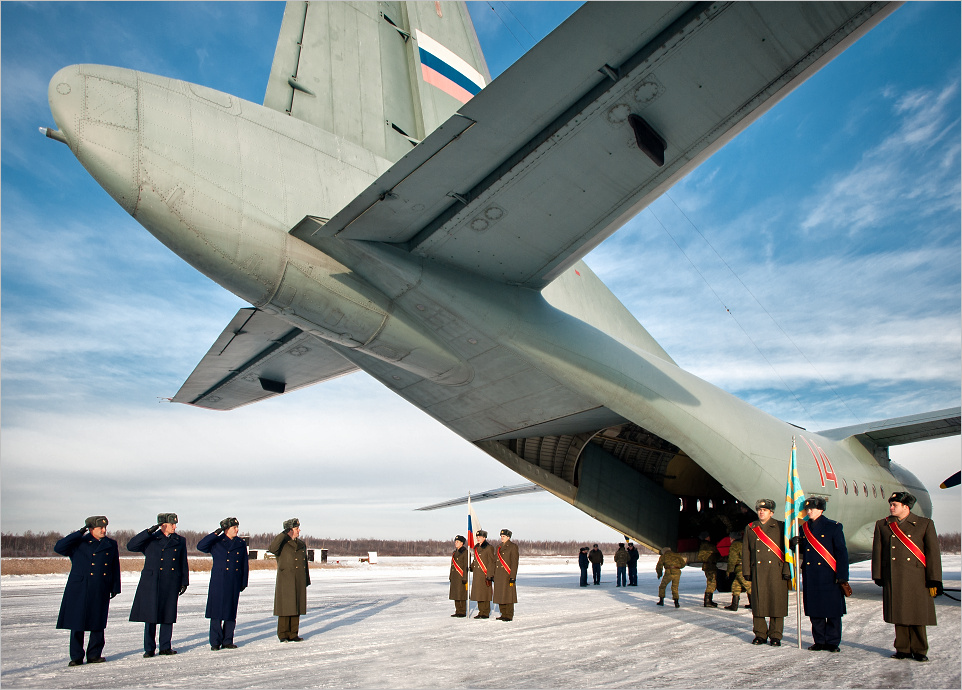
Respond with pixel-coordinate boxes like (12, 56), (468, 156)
(43, 2), (959, 559)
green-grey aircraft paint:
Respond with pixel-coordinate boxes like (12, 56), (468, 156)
(44, 1), (959, 560)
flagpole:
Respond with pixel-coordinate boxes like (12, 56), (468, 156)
(795, 536), (802, 649)
(466, 491), (473, 621)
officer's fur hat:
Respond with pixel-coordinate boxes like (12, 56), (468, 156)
(157, 512), (178, 525)
(220, 517), (239, 531)
(475, 529), (488, 538)
(803, 496), (827, 511)
(888, 491), (916, 509)
(500, 528), (512, 538)
(454, 535), (466, 544)
(85, 515), (108, 529)
(283, 517), (300, 531)
(754, 498), (776, 511)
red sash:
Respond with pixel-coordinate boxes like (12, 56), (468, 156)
(751, 524), (784, 561)
(889, 520), (926, 567)
(473, 546), (489, 576)
(452, 555), (464, 578)
(802, 521), (837, 571)
(497, 547), (513, 575)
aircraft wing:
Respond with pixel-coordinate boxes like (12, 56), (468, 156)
(817, 407), (961, 447)
(415, 483), (545, 511)
(171, 308), (358, 410)
(292, 2), (898, 288)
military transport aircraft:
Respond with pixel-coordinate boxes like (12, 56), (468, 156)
(42, 1), (959, 559)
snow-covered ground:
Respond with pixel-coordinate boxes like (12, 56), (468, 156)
(2, 555), (958, 688)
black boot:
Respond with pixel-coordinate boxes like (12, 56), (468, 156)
(725, 594), (740, 611)
(673, 598), (680, 608)
(656, 597), (664, 606)
(707, 592), (718, 607)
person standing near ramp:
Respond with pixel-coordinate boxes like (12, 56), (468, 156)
(270, 518), (310, 642)
(655, 547), (687, 607)
(494, 529), (519, 621)
(470, 529), (496, 617)
(128, 513), (189, 657)
(55, 516), (121, 666)
(197, 517), (249, 650)
(743, 499), (791, 646)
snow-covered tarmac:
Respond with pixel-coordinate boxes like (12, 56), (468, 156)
(2, 555), (958, 688)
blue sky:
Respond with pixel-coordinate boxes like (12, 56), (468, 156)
(2, 2), (959, 540)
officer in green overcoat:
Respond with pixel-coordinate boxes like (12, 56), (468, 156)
(493, 529), (519, 621)
(449, 535), (469, 617)
(743, 499), (791, 646)
(872, 491), (943, 661)
(269, 518), (311, 642)
(470, 529), (496, 618)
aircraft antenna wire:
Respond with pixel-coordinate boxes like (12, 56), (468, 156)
(647, 205), (814, 426)
(484, 2), (534, 52)
(663, 192), (862, 427)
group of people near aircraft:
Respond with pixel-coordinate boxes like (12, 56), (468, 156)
(448, 529), (518, 620)
(54, 491), (944, 666)
(54, 513), (307, 665)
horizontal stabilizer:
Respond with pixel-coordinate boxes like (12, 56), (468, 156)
(415, 483), (544, 511)
(171, 308), (358, 410)
(817, 407), (961, 448)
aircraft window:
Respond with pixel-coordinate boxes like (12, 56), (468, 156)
(853, 482), (858, 496)
(863, 482), (868, 497)
(842, 478), (848, 495)
(679, 498), (684, 512)
(696, 499), (702, 512)
(708, 499), (714, 509)
(873, 485), (877, 498)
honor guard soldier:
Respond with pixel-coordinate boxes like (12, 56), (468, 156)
(198, 517), (249, 650)
(494, 529), (519, 621)
(449, 535), (469, 617)
(791, 497), (849, 652)
(470, 529), (496, 617)
(725, 530), (751, 610)
(128, 513), (189, 657)
(270, 518), (310, 642)
(743, 499), (791, 646)
(588, 544), (604, 585)
(55, 516), (121, 666)
(655, 547), (687, 607)
(697, 532), (720, 607)
(872, 491), (943, 661)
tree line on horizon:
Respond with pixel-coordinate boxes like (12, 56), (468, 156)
(1, 529), (654, 558)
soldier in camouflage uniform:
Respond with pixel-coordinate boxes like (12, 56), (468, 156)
(655, 547), (687, 607)
(697, 532), (720, 607)
(726, 530), (751, 610)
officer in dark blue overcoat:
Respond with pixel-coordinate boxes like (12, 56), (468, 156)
(127, 512), (189, 657)
(197, 517), (249, 650)
(55, 516), (121, 666)
(793, 496), (850, 652)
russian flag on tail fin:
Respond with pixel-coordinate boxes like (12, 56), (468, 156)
(416, 30), (485, 104)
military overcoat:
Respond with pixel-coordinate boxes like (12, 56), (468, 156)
(799, 515), (849, 618)
(197, 532), (249, 621)
(743, 518), (790, 617)
(871, 512), (941, 626)
(127, 529), (189, 624)
(269, 533), (311, 616)
(449, 546), (468, 601)
(55, 529), (121, 631)
(493, 539), (519, 605)
(470, 541), (496, 601)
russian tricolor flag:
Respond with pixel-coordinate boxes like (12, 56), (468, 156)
(415, 30), (486, 104)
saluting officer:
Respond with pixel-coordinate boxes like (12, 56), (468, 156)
(792, 496), (849, 652)
(872, 491), (943, 661)
(128, 513), (189, 657)
(197, 517), (249, 650)
(449, 535), (469, 617)
(55, 516), (121, 666)
(470, 529), (496, 618)
(493, 529), (519, 621)
(743, 499), (790, 646)
(270, 518), (310, 642)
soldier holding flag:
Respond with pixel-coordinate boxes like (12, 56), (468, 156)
(470, 529), (496, 618)
(449, 536), (469, 617)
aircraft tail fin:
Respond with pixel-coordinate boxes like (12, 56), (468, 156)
(543, 261), (676, 366)
(264, 1), (489, 164)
